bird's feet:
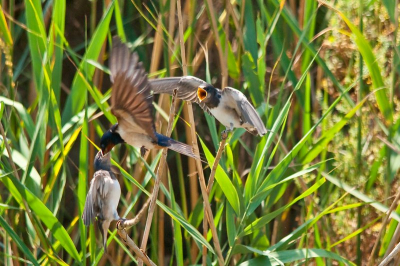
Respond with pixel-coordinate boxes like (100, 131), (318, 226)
(221, 130), (229, 140)
(221, 124), (234, 140)
(140, 146), (148, 157)
(116, 218), (127, 229)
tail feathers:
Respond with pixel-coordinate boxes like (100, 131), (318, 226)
(244, 124), (269, 136)
(156, 133), (208, 161)
(98, 219), (110, 253)
(167, 138), (199, 160)
(155, 134), (197, 160)
(244, 126), (260, 136)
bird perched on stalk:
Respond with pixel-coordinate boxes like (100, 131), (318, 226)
(100, 37), (197, 158)
(149, 76), (268, 137)
(82, 151), (121, 252)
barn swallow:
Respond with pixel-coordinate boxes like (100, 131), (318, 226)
(148, 76), (268, 137)
(100, 37), (197, 158)
(82, 151), (121, 252)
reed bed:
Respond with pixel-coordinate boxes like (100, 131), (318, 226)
(1, 0), (399, 265)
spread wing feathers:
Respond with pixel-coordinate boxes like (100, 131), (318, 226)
(223, 87), (267, 136)
(82, 170), (111, 226)
(149, 76), (210, 111)
(82, 184), (95, 226)
(239, 100), (268, 136)
(109, 37), (157, 141)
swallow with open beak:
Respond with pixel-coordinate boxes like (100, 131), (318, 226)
(100, 37), (197, 158)
(148, 76), (268, 137)
(82, 151), (121, 252)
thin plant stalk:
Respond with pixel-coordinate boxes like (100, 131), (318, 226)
(0, 121), (34, 226)
(204, 0), (227, 88)
(356, 0), (364, 264)
(200, 0), (230, 260)
(152, 4), (167, 265)
(158, 175), (166, 266)
(117, 229), (156, 266)
(202, 136), (227, 265)
(116, 194), (152, 229)
(368, 189), (400, 265)
(186, 104), (225, 265)
(177, 0), (225, 264)
(136, 90), (179, 266)
(383, 223), (400, 260)
(378, 242), (400, 266)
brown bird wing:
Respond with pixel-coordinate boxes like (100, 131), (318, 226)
(109, 37), (157, 141)
(222, 87), (267, 136)
(82, 170), (108, 226)
(149, 76), (211, 111)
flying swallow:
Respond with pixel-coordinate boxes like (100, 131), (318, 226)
(82, 151), (121, 252)
(100, 37), (197, 158)
(148, 76), (268, 137)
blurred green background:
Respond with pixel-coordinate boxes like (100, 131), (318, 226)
(0, 0), (399, 265)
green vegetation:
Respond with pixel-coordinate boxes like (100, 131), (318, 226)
(0, 0), (399, 265)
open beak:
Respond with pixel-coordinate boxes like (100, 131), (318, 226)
(101, 144), (113, 156)
(197, 87), (207, 102)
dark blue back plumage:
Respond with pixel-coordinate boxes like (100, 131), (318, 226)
(155, 133), (173, 147)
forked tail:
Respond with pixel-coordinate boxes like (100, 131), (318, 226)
(156, 133), (200, 160)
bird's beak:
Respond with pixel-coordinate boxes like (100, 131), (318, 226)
(197, 87), (207, 102)
(101, 144), (113, 156)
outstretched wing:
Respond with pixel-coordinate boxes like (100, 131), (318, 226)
(149, 76), (211, 111)
(109, 37), (157, 141)
(222, 87), (267, 136)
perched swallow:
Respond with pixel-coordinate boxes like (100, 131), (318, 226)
(149, 76), (268, 137)
(82, 151), (121, 252)
(100, 37), (197, 158)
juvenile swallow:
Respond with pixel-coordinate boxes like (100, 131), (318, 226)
(82, 151), (121, 252)
(148, 76), (268, 137)
(100, 37), (197, 158)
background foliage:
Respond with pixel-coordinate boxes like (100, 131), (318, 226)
(1, 0), (400, 265)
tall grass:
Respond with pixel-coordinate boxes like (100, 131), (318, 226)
(1, 0), (399, 265)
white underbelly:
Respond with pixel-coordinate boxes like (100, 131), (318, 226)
(102, 176), (120, 220)
(118, 126), (156, 149)
(108, 179), (121, 216)
(125, 133), (155, 149)
(209, 106), (241, 128)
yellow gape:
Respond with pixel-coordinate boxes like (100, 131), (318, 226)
(197, 87), (207, 102)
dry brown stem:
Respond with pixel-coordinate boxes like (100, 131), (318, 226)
(116, 226), (157, 266)
(202, 136), (227, 265)
(177, 0), (225, 264)
(368, 189), (400, 265)
(137, 89), (178, 265)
